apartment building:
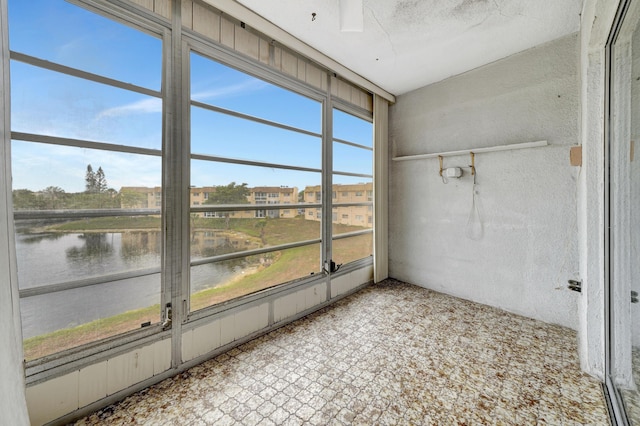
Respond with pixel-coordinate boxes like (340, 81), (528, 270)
(188, 186), (217, 208)
(121, 185), (298, 219)
(119, 186), (163, 209)
(304, 183), (373, 228)
(248, 186), (298, 219)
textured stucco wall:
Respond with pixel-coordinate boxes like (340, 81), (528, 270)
(632, 27), (640, 350)
(0, 0), (29, 422)
(389, 33), (581, 329)
(577, 0), (620, 380)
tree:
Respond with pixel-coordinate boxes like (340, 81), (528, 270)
(12, 189), (45, 210)
(42, 186), (65, 209)
(255, 219), (267, 245)
(95, 167), (108, 193)
(204, 182), (250, 229)
(205, 182), (250, 204)
(85, 164), (97, 193)
(85, 164), (108, 194)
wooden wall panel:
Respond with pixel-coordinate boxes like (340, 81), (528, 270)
(273, 291), (302, 323)
(329, 76), (372, 112)
(281, 49), (298, 79)
(297, 58), (306, 81)
(259, 38), (270, 66)
(181, 0), (193, 30)
(338, 79), (352, 102)
(192, 2), (220, 42)
(235, 27), (260, 61)
(305, 63), (324, 91)
(78, 362), (107, 409)
(273, 46), (282, 70)
(26, 373), (79, 426)
(130, 0), (154, 12)
(153, 338), (172, 376)
(153, 0), (171, 19)
(220, 17), (235, 48)
(106, 345), (154, 396)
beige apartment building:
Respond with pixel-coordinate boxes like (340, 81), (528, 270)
(248, 186), (298, 219)
(119, 186), (163, 209)
(120, 185), (298, 219)
(303, 182), (373, 228)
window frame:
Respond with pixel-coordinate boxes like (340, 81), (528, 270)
(12, 0), (377, 381)
(184, 37), (327, 316)
(10, 0), (171, 374)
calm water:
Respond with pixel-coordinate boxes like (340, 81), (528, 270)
(16, 223), (255, 339)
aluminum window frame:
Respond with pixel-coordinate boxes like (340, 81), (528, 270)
(11, 0), (378, 382)
(329, 103), (374, 265)
(184, 39), (328, 315)
(10, 0), (171, 373)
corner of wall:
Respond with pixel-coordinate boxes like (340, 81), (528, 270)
(575, 0), (621, 380)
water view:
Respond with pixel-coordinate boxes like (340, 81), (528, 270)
(16, 221), (261, 339)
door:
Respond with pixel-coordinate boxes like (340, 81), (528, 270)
(609, 1), (640, 424)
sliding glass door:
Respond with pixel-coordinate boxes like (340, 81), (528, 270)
(608, 1), (640, 423)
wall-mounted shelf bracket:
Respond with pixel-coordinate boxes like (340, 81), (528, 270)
(470, 152), (476, 175)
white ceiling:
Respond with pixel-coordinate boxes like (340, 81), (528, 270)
(234, 0), (584, 96)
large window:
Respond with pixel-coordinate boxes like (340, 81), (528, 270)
(331, 108), (373, 266)
(189, 51), (323, 311)
(9, 0), (164, 361)
(8, 0), (375, 366)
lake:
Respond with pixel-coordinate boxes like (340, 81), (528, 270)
(16, 223), (259, 339)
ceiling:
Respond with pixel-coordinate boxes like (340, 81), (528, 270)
(234, 0), (584, 96)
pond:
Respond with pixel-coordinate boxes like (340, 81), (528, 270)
(16, 224), (260, 339)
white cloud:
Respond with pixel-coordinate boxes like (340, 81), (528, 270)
(192, 79), (267, 102)
(97, 97), (162, 118)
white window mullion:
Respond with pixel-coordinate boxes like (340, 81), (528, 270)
(322, 75), (334, 287)
(373, 94), (389, 282)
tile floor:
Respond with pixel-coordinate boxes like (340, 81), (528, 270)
(75, 279), (610, 425)
(621, 349), (640, 424)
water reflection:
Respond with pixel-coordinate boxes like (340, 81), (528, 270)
(19, 232), (65, 244)
(190, 229), (262, 258)
(66, 233), (114, 264)
(121, 231), (161, 260)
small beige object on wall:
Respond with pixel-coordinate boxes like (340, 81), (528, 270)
(570, 145), (582, 167)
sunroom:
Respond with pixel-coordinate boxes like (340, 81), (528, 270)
(0, 0), (638, 424)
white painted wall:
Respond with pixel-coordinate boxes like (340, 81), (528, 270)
(389, 33), (581, 329)
(578, 0), (620, 380)
(0, 0), (30, 423)
(632, 24), (640, 351)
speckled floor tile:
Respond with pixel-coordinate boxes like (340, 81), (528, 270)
(621, 348), (640, 425)
(74, 279), (610, 425)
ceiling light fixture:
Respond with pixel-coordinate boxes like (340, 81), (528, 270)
(339, 0), (363, 32)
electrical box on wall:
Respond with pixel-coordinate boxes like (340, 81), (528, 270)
(444, 167), (463, 178)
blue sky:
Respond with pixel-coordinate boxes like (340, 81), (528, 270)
(9, 0), (372, 194)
